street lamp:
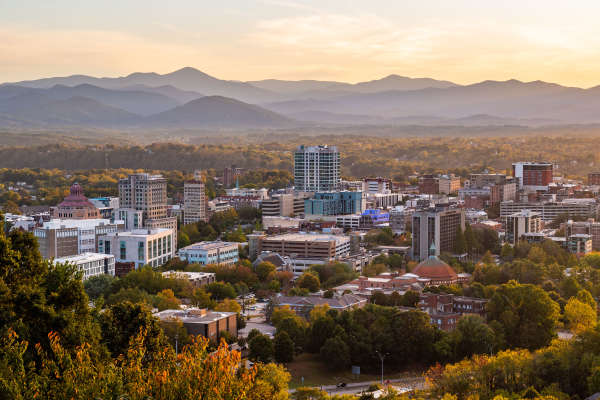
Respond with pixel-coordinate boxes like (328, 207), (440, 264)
(375, 350), (389, 386)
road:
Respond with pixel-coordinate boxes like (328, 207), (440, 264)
(290, 376), (427, 396)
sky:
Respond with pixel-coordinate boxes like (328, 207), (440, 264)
(1, 0), (600, 87)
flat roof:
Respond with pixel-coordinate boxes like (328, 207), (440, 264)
(54, 252), (113, 264)
(103, 228), (171, 237)
(263, 233), (350, 243)
(154, 309), (235, 324)
(179, 241), (239, 251)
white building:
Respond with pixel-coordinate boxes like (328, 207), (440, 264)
(98, 228), (175, 269)
(162, 270), (216, 286)
(37, 218), (123, 255)
(178, 241), (240, 266)
(53, 252), (115, 280)
(225, 187), (269, 200)
(294, 145), (341, 192)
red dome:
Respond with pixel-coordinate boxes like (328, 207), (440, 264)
(412, 256), (458, 281)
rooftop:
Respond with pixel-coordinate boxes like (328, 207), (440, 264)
(53, 252), (113, 264)
(154, 308), (235, 324)
(263, 232), (350, 244)
(179, 241), (239, 251)
(103, 228), (171, 237)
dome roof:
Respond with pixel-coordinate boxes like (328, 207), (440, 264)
(57, 183), (97, 209)
(412, 256), (458, 280)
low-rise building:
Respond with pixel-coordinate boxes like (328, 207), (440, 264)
(98, 228), (175, 269)
(275, 294), (367, 318)
(565, 219), (600, 251)
(154, 308), (237, 341)
(500, 199), (599, 222)
(53, 252), (115, 280)
(418, 292), (488, 331)
(162, 270), (216, 287)
(177, 241), (239, 266)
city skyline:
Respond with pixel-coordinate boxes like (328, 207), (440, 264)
(2, 0), (600, 87)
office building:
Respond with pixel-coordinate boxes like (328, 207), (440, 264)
(118, 173), (167, 220)
(53, 252), (115, 280)
(504, 210), (542, 245)
(225, 187), (269, 199)
(412, 208), (465, 261)
(565, 219), (600, 251)
(184, 171), (207, 225)
(98, 228), (175, 269)
(34, 218), (123, 259)
(115, 208), (144, 231)
(418, 174), (460, 195)
(177, 241), (239, 266)
(51, 183), (100, 219)
(154, 308), (237, 341)
(500, 199), (598, 222)
(512, 162), (553, 190)
(567, 234), (593, 255)
(261, 193), (305, 217)
(294, 145), (340, 192)
(304, 191), (366, 216)
(362, 177), (392, 194)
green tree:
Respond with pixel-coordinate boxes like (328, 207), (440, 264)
(206, 281), (237, 300)
(83, 274), (116, 301)
(454, 226), (467, 254)
(451, 315), (495, 360)
(486, 281), (560, 350)
(565, 298), (596, 334)
(274, 331), (295, 363)
(249, 333), (274, 363)
(320, 336), (350, 370)
(154, 288), (181, 311)
(255, 261), (276, 281)
(297, 273), (320, 292)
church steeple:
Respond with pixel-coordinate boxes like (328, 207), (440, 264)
(429, 242), (437, 258)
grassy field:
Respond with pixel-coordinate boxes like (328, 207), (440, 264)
(284, 353), (424, 389)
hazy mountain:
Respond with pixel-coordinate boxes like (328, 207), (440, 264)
(0, 84), (179, 115)
(264, 79), (600, 123)
(0, 95), (138, 126)
(10, 67), (276, 103)
(121, 84), (203, 103)
(146, 96), (292, 127)
(247, 79), (350, 94)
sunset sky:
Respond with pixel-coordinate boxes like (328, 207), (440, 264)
(1, 0), (599, 87)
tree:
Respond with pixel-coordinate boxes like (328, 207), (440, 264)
(155, 288), (181, 311)
(451, 315), (495, 360)
(255, 262), (276, 281)
(99, 301), (167, 358)
(486, 281), (560, 350)
(565, 298), (597, 334)
(276, 316), (307, 352)
(320, 336), (350, 370)
(249, 333), (274, 363)
(500, 243), (514, 261)
(83, 274), (116, 301)
(309, 304), (331, 322)
(252, 363), (291, 400)
(576, 289), (597, 309)
(215, 298), (242, 313)
(206, 281), (237, 300)
(189, 287), (216, 309)
(271, 306), (298, 326)
(274, 331), (295, 363)
(297, 272), (320, 292)
(454, 226), (467, 254)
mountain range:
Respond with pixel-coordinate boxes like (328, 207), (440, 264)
(2, 67), (600, 129)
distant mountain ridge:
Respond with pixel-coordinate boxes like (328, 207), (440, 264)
(2, 68), (600, 128)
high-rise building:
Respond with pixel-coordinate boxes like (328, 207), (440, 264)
(51, 183), (100, 219)
(261, 193), (306, 217)
(504, 210), (542, 245)
(512, 162), (553, 190)
(304, 191), (366, 216)
(184, 171), (207, 225)
(411, 208), (465, 261)
(294, 145), (340, 192)
(223, 166), (244, 188)
(118, 173), (167, 220)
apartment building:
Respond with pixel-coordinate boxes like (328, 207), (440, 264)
(261, 193), (305, 217)
(512, 162), (553, 190)
(53, 252), (115, 280)
(98, 228), (175, 269)
(566, 219), (600, 251)
(177, 241), (239, 266)
(504, 210), (542, 245)
(304, 191), (366, 216)
(162, 270), (216, 287)
(294, 145), (340, 192)
(184, 172), (207, 225)
(118, 173), (167, 220)
(589, 172), (600, 186)
(362, 177), (392, 194)
(411, 208), (465, 261)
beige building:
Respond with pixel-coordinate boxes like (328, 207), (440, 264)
(184, 171), (207, 225)
(565, 219), (600, 251)
(261, 193), (305, 217)
(257, 233), (351, 260)
(505, 210), (542, 245)
(154, 308), (237, 341)
(118, 173), (167, 220)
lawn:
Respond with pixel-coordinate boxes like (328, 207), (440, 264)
(284, 353), (424, 389)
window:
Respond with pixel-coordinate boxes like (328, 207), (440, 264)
(120, 241), (126, 260)
(138, 242), (144, 261)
